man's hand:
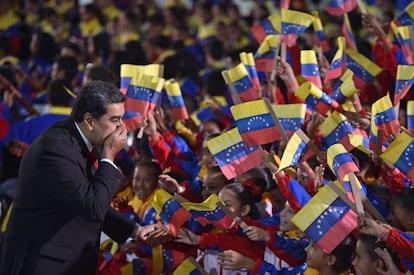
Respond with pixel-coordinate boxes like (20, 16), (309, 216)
(102, 124), (127, 161)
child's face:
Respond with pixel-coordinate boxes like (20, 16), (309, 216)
(279, 202), (296, 232)
(219, 188), (244, 217)
(132, 165), (158, 200)
(202, 170), (227, 200)
(305, 240), (328, 271)
(388, 201), (414, 231)
(352, 240), (380, 275)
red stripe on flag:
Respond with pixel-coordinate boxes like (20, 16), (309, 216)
(316, 210), (358, 254)
(239, 87), (260, 102)
(220, 150), (263, 179)
(168, 207), (192, 237)
(125, 97), (151, 114)
(241, 127), (281, 146)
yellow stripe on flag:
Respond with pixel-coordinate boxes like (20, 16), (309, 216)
(165, 79), (182, 97)
(206, 128), (242, 155)
(312, 11), (323, 32)
(225, 63), (249, 83)
(380, 130), (414, 164)
(257, 35), (280, 56)
(230, 99), (270, 120)
(319, 111), (347, 138)
(301, 50), (318, 65)
(291, 184), (339, 230)
(408, 101), (414, 116)
(295, 81), (323, 101)
(182, 194), (223, 211)
(345, 48), (382, 77)
(327, 143), (347, 176)
(349, 133), (371, 155)
(277, 131), (303, 172)
(339, 70), (359, 97)
(281, 9), (314, 27)
(272, 104), (306, 119)
(130, 74), (165, 91)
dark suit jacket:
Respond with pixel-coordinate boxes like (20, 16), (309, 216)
(0, 118), (135, 275)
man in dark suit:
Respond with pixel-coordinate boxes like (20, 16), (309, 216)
(0, 81), (162, 274)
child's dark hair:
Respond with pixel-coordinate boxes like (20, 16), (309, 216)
(330, 234), (356, 273)
(222, 182), (253, 207)
(392, 188), (414, 212)
(358, 234), (403, 272)
(135, 158), (163, 178)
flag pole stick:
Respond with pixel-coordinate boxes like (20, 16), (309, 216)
(295, 129), (326, 163)
(375, 129), (384, 158)
(356, 0), (367, 14)
(264, 98), (289, 144)
(348, 172), (365, 215)
(217, 201), (248, 230)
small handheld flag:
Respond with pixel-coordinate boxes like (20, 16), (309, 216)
(295, 81), (341, 116)
(250, 12), (281, 44)
(380, 129), (414, 180)
(301, 50), (322, 89)
(164, 79), (189, 120)
(231, 99), (283, 146)
(325, 37), (346, 81)
(206, 128), (263, 180)
(291, 183), (358, 254)
(280, 9), (314, 47)
(152, 189), (192, 237)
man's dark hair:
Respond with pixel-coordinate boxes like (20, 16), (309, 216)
(71, 80), (125, 122)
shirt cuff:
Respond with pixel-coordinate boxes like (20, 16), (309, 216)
(100, 158), (119, 170)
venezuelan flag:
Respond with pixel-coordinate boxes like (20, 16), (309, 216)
(380, 129), (414, 180)
(319, 111), (356, 150)
(206, 128), (263, 180)
(326, 37), (346, 81)
(277, 175), (311, 213)
(408, 101), (414, 135)
(240, 52), (261, 93)
(123, 111), (143, 131)
(173, 257), (204, 275)
(281, 9), (314, 47)
(278, 130), (310, 172)
(392, 2), (414, 27)
(301, 50), (322, 89)
(348, 133), (371, 155)
(326, 0), (357, 16)
(345, 48), (382, 89)
(272, 104), (307, 138)
(197, 22), (216, 45)
(254, 35), (280, 72)
(342, 13), (357, 51)
(125, 74), (165, 114)
(153, 189), (192, 237)
(250, 12), (280, 43)
(291, 183), (358, 254)
(165, 79), (189, 120)
(295, 81), (341, 116)
(394, 26), (414, 65)
(223, 63), (259, 103)
(231, 99), (281, 146)
(327, 143), (360, 182)
(395, 65), (414, 104)
(182, 194), (234, 229)
(120, 64), (163, 94)
(371, 94), (400, 137)
(330, 70), (359, 104)
(312, 11), (330, 52)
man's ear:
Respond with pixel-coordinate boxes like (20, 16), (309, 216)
(240, 204), (251, 217)
(83, 112), (94, 130)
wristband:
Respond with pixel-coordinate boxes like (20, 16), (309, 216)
(149, 133), (161, 142)
(286, 81), (299, 91)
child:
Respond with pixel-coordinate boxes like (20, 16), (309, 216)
(352, 234), (403, 275)
(175, 182), (267, 274)
(358, 188), (414, 269)
(305, 235), (355, 275)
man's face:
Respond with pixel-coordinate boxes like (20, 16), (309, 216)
(89, 103), (125, 145)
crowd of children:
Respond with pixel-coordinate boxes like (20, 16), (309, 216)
(1, 0), (414, 274)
